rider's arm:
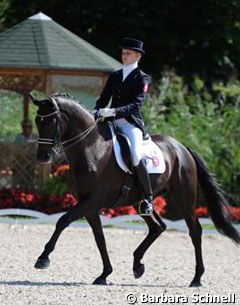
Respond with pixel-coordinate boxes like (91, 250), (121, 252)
(115, 74), (148, 119)
(94, 73), (114, 110)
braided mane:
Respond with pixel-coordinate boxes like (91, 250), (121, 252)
(51, 92), (78, 102)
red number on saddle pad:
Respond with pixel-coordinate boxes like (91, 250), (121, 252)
(152, 156), (159, 167)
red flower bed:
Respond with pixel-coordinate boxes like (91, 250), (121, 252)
(0, 188), (167, 216)
(53, 164), (69, 178)
(39, 193), (77, 214)
(0, 189), (40, 209)
(196, 205), (240, 222)
(0, 188), (240, 222)
(0, 188), (78, 214)
(195, 206), (208, 218)
(229, 207), (240, 222)
(100, 196), (167, 217)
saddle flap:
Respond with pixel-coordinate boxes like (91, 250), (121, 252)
(143, 140), (166, 173)
(108, 122), (166, 174)
(108, 123), (132, 174)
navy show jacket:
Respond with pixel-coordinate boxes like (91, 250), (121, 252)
(94, 67), (149, 132)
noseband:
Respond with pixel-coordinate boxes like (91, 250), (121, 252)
(37, 97), (62, 155)
(36, 97), (97, 155)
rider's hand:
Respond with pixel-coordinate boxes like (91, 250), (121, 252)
(92, 109), (100, 121)
(99, 108), (116, 118)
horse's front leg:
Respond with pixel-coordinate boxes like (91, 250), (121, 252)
(34, 201), (95, 269)
(86, 213), (113, 285)
(133, 209), (166, 279)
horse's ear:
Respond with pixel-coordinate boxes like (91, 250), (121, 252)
(28, 93), (41, 106)
(29, 93), (55, 108)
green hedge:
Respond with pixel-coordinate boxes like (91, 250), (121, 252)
(143, 73), (240, 207)
(0, 90), (40, 141)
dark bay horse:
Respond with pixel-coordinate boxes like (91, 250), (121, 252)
(30, 93), (240, 287)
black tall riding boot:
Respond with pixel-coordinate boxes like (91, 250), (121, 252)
(134, 159), (153, 216)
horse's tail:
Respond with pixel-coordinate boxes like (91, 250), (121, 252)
(187, 147), (240, 244)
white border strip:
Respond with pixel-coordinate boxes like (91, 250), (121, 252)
(0, 208), (239, 233)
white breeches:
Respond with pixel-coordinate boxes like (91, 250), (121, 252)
(115, 118), (143, 166)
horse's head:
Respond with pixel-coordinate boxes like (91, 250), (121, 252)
(30, 93), (96, 163)
(29, 94), (62, 163)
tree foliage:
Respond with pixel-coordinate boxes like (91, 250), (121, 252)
(0, 0), (10, 30)
(0, 90), (38, 141)
(142, 73), (240, 205)
(1, 0), (240, 80)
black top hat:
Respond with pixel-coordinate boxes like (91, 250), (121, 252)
(120, 37), (145, 54)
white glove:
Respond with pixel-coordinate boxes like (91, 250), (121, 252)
(99, 108), (116, 118)
(92, 109), (100, 120)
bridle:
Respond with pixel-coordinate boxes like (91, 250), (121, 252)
(36, 97), (97, 155)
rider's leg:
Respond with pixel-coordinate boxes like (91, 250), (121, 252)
(115, 119), (153, 216)
(134, 159), (153, 215)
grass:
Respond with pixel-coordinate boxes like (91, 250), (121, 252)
(75, 218), (87, 224)
(201, 223), (215, 230)
(126, 220), (145, 225)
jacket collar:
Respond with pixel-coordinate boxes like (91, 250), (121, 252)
(121, 67), (139, 82)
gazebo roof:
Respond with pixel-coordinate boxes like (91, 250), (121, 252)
(0, 12), (121, 72)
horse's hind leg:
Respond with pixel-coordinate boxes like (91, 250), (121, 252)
(132, 208), (166, 279)
(172, 162), (205, 287)
(86, 213), (113, 285)
(169, 151), (204, 287)
(185, 213), (205, 287)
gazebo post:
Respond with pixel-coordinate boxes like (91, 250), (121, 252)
(45, 73), (52, 95)
(38, 163), (52, 191)
(23, 93), (29, 119)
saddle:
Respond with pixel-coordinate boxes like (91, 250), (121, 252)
(107, 122), (166, 175)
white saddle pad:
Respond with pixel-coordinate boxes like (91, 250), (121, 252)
(109, 124), (166, 174)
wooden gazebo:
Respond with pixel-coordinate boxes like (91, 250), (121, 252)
(0, 12), (121, 190)
(0, 12), (121, 118)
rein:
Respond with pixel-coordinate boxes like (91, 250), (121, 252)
(61, 123), (97, 151)
(36, 98), (97, 155)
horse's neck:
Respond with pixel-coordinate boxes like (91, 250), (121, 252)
(62, 105), (98, 162)
(65, 120), (111, 167)
(64, 105), (94, 138)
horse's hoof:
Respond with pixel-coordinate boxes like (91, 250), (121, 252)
(34, 258), (50, 269)
(92, 277), (107, 285)
(189, 280), (202, 287)
(133, 264), (145, 279)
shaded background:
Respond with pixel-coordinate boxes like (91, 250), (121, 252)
(1, 0), (240, 82)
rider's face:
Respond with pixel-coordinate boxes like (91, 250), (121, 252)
(121, 49), (141, 65)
